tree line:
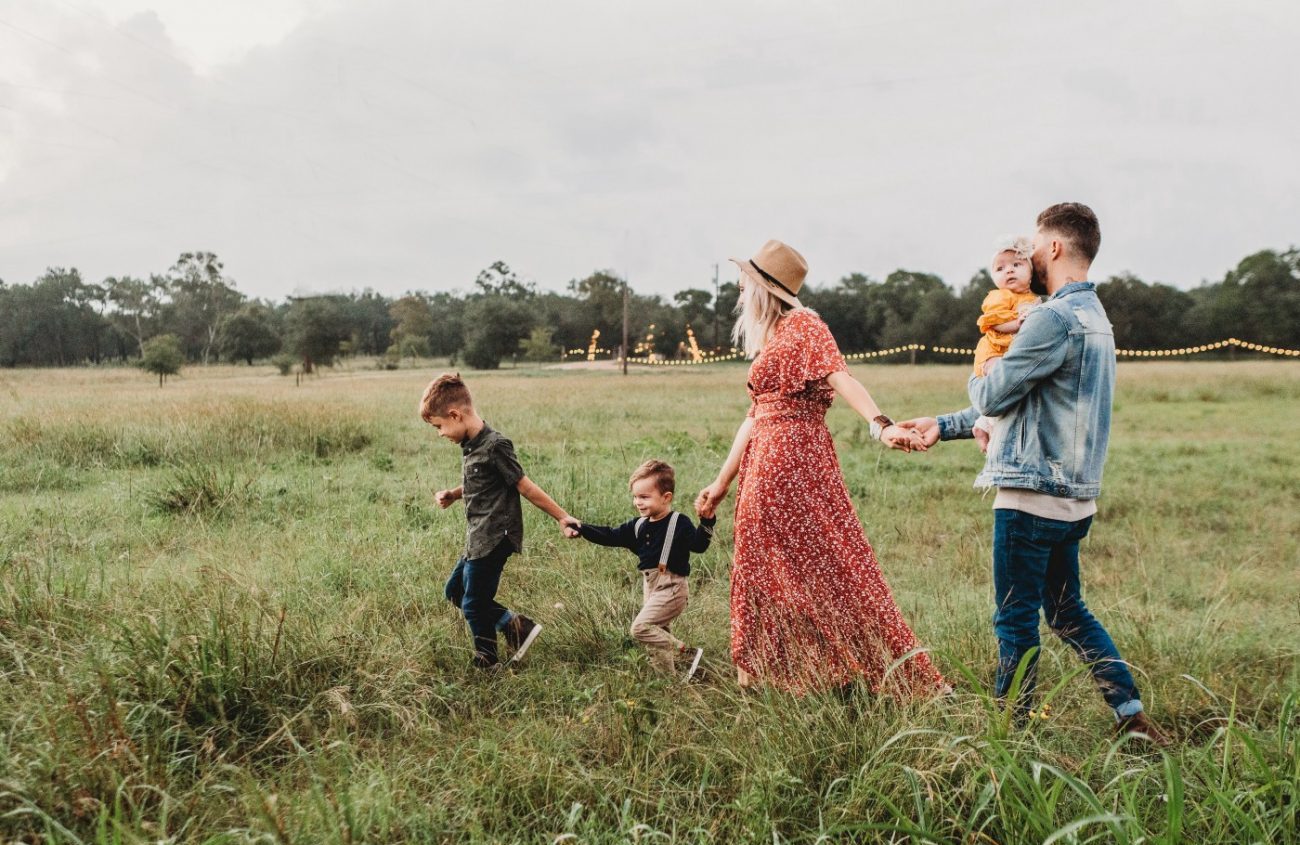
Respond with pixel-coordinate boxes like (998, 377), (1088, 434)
(1, 247), (1297, 371)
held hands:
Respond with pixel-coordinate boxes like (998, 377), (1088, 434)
(433, 488), (461, 509)
(559, 515), (582, 539)
(896, 417), (941, 449)
(880, 424), (927, 453)
(694, 480), (728, 519)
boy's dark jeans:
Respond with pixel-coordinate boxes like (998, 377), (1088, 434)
(445, 539), (515, 666)
(993, 509), (1142, 718)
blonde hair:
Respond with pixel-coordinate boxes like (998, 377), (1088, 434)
(629, 459), (675, 494)
(731, 278), (796, 358)
(418, 372), (473, 421)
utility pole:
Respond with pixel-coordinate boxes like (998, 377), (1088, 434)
(622, 279), (630, 376)
(712, 263), (720, 349)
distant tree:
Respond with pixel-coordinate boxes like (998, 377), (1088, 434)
(475, 261), (536, 299)
(569, 270), (625, 339)
(396, 334), (431, 361)
(105, 275), (165, 357)
(874, 270), (951, 350)
(166, 252), (244, 364)
(674, 288), (714, 346)
(7, 242), (1299, 370)
(0, 282), (28, 366)
(462, 297), (534, 369)
(1228, 249), (1300, 346)
(637, 295), (685, 357)
(931, 270), (996, 352)
(713, 280), (740, 348)
(519, 326), (557, 362)
(802, 273), (883, 352)
(427, 291), (467, 356)
(139, 334), (183, 386)
(271, 353), (296, 375)
(217, 305), (282, 364)
(459, 263), (537, 369)
(1180, 282), (1225, 346)
(285, 296), (349, 373)
(1097, 273), (1195, 350)
(0, 268), (108, 366)
(537, 291), (594, 354)
(389, 294), (435, 356)
(342, 289), (396, 355)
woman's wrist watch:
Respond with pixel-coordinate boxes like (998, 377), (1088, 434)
(869, 414), (894, 441)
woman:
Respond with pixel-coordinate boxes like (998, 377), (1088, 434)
(695, 239), (948, 695)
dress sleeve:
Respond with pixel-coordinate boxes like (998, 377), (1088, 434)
(977, 290), (1022, 333)
(775, 311), (846, 393)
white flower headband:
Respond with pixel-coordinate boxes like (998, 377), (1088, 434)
(992, 235), (1033, 260)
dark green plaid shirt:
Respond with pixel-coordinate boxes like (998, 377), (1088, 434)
(460, 423), (526, 559)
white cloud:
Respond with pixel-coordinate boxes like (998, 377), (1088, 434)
(1, 0), (1297, 299)
(47, 0), (344, 70)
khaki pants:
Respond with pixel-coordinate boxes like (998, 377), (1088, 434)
(630, 569), (688, 673)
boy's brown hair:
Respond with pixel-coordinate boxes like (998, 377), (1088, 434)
(1036, 202), (1101, 263)
(629, 460), (675, 495)
(419, 373), (473, 421)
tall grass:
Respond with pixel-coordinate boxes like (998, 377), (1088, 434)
(0, 362), (1296, 842)
(3, 399), (371, 471)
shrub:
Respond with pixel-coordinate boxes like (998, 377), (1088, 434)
(271, 354), (296, 375)
(145, 465), (252, 516)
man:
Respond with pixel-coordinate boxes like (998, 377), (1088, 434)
(901, 203), (1169, 744)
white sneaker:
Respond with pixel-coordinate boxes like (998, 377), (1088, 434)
(683, 647), (704, 682)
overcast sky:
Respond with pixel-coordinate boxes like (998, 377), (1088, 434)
(2, 0), (1297, 300)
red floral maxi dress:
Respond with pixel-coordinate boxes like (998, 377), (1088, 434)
(731, 309), (947, 694)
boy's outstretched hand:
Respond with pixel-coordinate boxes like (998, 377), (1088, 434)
(560, 515), (582, 539)
(434, 488), (461, 509)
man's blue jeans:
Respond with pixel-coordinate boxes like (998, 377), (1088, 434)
(445, 539), (516, 666)
(993, 509), (1142, 719)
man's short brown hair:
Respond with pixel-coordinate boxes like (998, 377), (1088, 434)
(1037, 202), (1101, 263)
(629, 460), (675, 495)
(419, 373), (473, 421)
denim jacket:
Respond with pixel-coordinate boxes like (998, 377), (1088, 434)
(938, 282), (1115, 499)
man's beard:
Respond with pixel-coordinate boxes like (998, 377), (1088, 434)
(1029, 257), (1048, 295)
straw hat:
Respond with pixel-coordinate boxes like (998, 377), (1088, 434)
(730, 239), (807, 308)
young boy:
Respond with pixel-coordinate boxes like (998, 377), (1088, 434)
(565, 460), (714, 680)
(420, 373), (577, 669)
(972, 236), (1041, 449)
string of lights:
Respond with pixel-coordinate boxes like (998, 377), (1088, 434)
(627, 351), (745, 367)
(845, 344), (928, 362)
(563, 337), (1300, 366)
(1114, 338), (1300, 358)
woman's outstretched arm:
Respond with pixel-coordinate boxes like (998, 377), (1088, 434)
(826, 370), (926, 452)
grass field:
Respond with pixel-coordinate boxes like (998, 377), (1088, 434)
(0, 360), (1297, 844)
